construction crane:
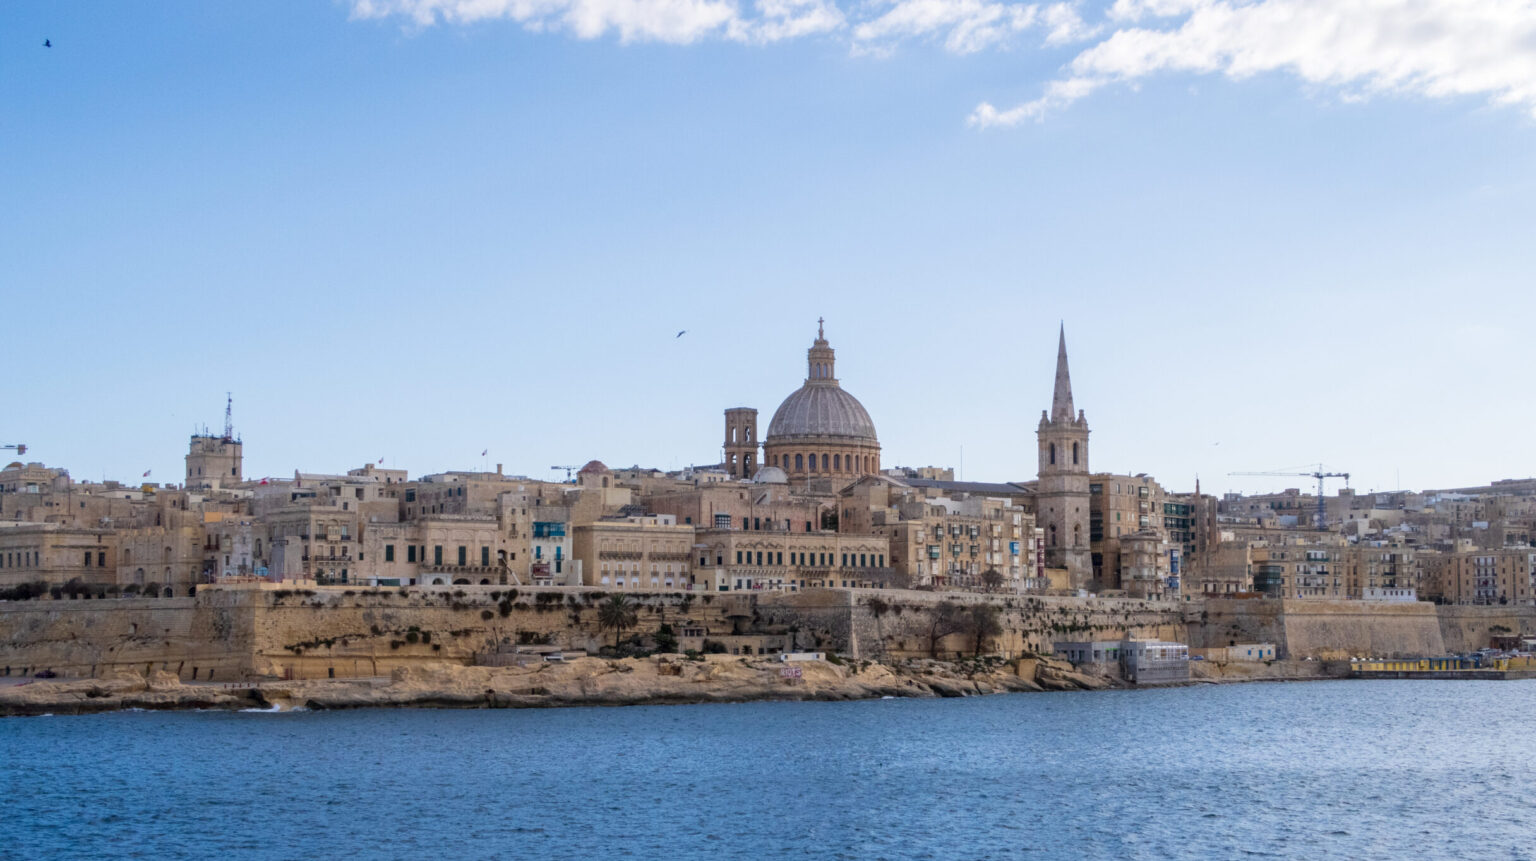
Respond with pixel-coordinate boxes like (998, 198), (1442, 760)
(551, 465), (583, 482)
(2, 443), (26, 456)
(1229, 465), (1349, 531)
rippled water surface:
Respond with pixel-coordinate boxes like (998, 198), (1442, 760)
(5, 681), (1536, 860)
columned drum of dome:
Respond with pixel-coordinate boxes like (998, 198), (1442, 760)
(763, 321), (881, 484)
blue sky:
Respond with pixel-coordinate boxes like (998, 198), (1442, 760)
(3, 0), (1533, 496)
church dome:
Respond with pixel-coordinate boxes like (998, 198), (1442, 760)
(764, 321), (878, 444)
(767, 386), (878, 442)
(751, 466), (789, 484)
(578, 460), (609, 475)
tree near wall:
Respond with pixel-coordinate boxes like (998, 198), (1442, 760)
(969, 604), (1003, 657)
(981, 569), (1004, 592)
(926, 601), (970, 659)
(598, 595), (638, 649)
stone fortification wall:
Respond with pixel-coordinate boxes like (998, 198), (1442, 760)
(0, 585), (743, 681)
(246, 585), (742, 679)
(1194, 598), (1445, 660)
(759, 589), (1186, 660)
(0, 594), (254, 681)
(15, 585), (1517, 682)
(1436, 605), (1536, 654)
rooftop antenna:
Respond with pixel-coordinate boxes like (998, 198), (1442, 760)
(224, 392), (234, 440)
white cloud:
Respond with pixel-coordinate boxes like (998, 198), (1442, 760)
(352, 0), (1536, 129)
(974, 0), (1536, 126)
(355, 0), (1058, 50)
(731, 0), (846, 42)
(1040, 1), (1097, 45)
(852, 0), (1040, 54)
(351, 0), (743, 43)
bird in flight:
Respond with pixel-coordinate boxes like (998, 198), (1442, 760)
(43, 39), (52, 48)
(676, 330), (687, 338)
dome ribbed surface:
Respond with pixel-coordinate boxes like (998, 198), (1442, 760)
(766, 385), (878, 442)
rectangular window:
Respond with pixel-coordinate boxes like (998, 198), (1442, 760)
(458, 546), (467, 566)
(407, 545), (416, 563)
(386, 545), (395, 562)
(434, 546), (443, 566)
(481, 546), (490, 567)
(736, 551), (743, 564)
(715, 514), (730, 529)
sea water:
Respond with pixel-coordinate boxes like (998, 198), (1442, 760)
(4, 680), (1535, 860)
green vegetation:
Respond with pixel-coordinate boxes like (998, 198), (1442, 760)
(653, 623), (678, 654)
(598, 595), (639, 649)
(968, 604), (1003, 656)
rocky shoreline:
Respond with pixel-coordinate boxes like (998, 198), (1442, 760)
(0, 655), (1348, 717)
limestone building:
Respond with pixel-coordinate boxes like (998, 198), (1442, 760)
(1036, 326), (1091, 587)
(723, 408), (758, 480)
(751, 321), (881, 486)
(185, 400), (243, 492)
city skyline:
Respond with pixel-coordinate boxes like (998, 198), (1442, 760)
(4, 2), (1534, 494)
(5, 320), (1527, 499)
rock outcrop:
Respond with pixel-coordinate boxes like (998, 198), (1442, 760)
(1, 654), (1117, 717)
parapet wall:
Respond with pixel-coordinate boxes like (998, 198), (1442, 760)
(1436, 605), (1536, 654)
(1196, 598), (1445, 660)
(0, 585), (742, 681)
(8, 586), (1529, 682)
(0, 594), (252, 681)
(760, 589), (1186, 660)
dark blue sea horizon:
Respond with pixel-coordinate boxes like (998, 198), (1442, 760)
(4, 681), (1534, 860)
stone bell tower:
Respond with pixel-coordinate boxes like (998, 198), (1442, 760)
(1036, 325), (1091, 588)
(724, 408), (759, 479)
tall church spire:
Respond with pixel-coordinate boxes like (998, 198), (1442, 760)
(1051, 322), (1075, 422)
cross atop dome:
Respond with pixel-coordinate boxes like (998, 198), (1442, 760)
(807, 319), (836, 383)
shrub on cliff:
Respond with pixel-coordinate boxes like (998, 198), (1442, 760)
(653, 624), (678, 654)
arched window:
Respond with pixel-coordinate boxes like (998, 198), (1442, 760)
(1072, 442), (1079, 465)
(821, 454), (829, 471)
(1073, 524), (1081, 546)
(1048, 524), (1057, 547)
(833, 454), (841, 471)
(1049, 444), (1056, 465)
(795, 454), (804, 471)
